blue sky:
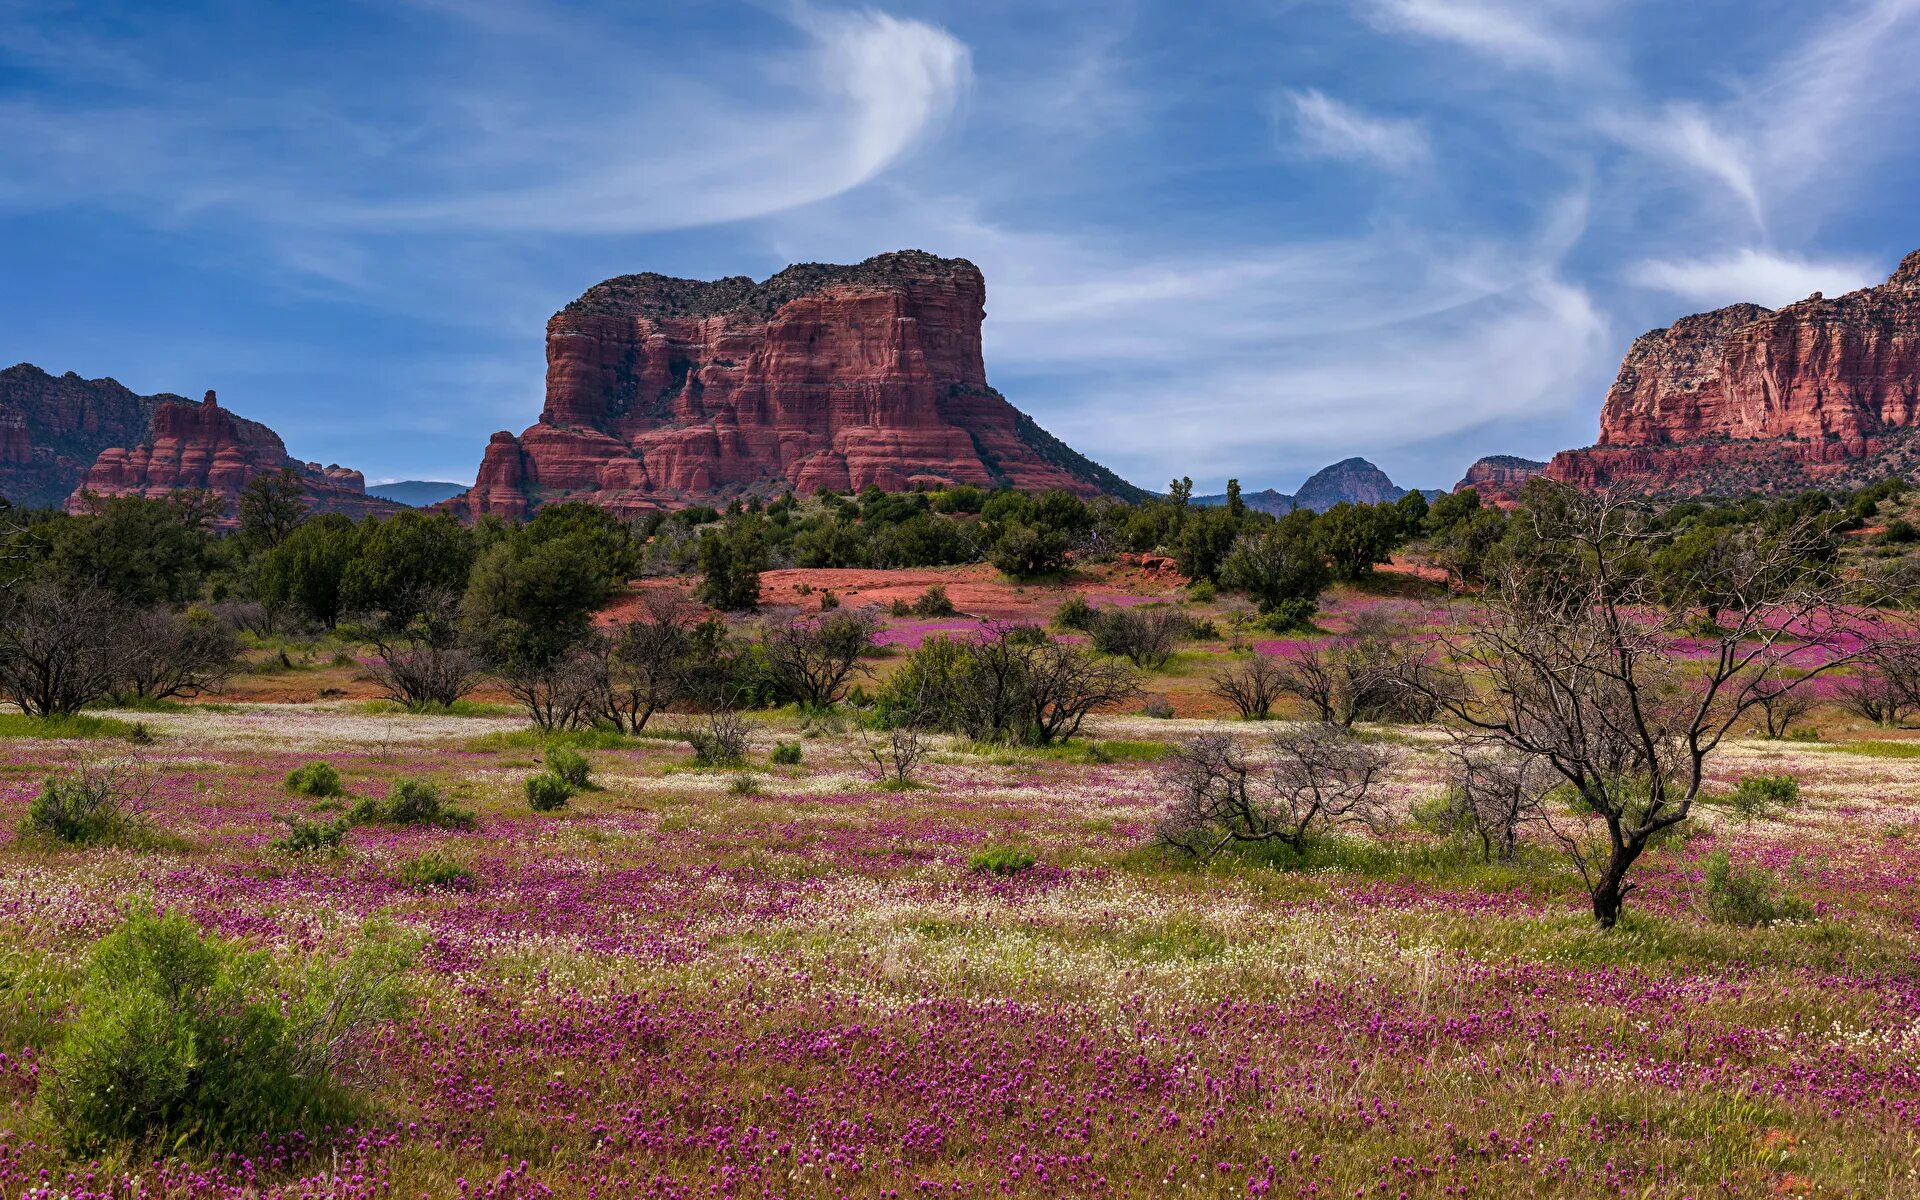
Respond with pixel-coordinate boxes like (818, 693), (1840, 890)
(3, 0), (1918, 493)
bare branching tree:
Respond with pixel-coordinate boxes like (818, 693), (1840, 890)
(1157, 724), (1393, 860)
(858, 676), (934, 788)
(1432, 743), (1556, 862)
(1206, 655), (1288, 721)
(1088, 606), (1188, 669)
(115, 607), (240, 701)
(0, 583), (123, 717)
(1273, 608), (1429, 727)
(500, 640), (605, 731)
(1836, 645), (1920, 728)
(600, 590), (697, 733)
(762, 608), (881, 709)
(1407, 486), (1877, 926)
(1016, 637), (1141, 744)
(365, 590), (480, 710)
(1750, 679), (1816, 739)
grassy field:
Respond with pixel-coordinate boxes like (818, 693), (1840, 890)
(2, 695), (1919, 1198)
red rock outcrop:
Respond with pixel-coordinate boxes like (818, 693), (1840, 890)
(0, 364), (168, 508)
(1453, 455), (1546, 503)
(454, 251), (1145, 520)
(66, 389), (399, 523)
(1547, 250), (1920, 494)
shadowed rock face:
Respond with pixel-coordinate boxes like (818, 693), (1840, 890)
(0, 364), (167, 508)
(52, 381), (396, 523)
(1547, 250), (1920, 494)
(454, 250), (1144, 520)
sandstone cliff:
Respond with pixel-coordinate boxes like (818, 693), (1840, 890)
(1547, 250), (1920, 494)
(0, 364), (168, 508)
(64, 388), (397, 522)
(1453, 455), (1546, 502)
(455, 251), (1145, 519)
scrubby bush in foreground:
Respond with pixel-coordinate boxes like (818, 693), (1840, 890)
(40, 909), (410, 1153)
(525, 772), (573, 812)
(20, 761), (154, 847)
(1700, 850), (1813, 927)
(394, 849), (475, 891)
(969, 846), (1036, 875)
(285, 760), (345, 798)
(545, 746), (592, 790)
(273, 815), (350, 853)
(350, 778), (474, 829)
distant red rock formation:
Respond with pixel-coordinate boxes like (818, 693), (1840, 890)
(1453, 455), (1546, 503)
(454, 250), (1145, 520)
(0, 364), (167, 508)
(1546, 250), (1920, 494)
(65, 388), (397, 522)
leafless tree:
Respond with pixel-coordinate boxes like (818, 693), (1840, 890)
(1157, 724), (1393, 860)
(1015, 636), (1140, 744)
(858, 675), (934, 787)
(1406, 486), (1878, 926)
(1432, 743), (1556, 862)
(1837, 645), (1920, 728)
(0, 583), (123, 716)
(1272, 608), (1428, 727)
(365, 592), (480, 710)
(761, 608), (881, 708)
(1088, 605), (1187, 669)
(1207, 655), (1288, 720)
(115, 607), (240, 701)
(600, 590), (697, 733)
(1750, 680), (1816, 739)
(500, 640), (605, 731)
(684, 705), (751, 766)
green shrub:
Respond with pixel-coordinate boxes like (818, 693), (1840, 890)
(1726, 773), (1800, 817)
(394, 850), (474, 891)
(525, 772), (573, 812)
(272, 816), (349, 853)
(1260, 598), (1318, 632)
(40, 909), (409, 1153)
(284, 761), (345, 798)
(1053, 595), (1096, 632)
(1187, 580), (1217, 603)
(350, 778), (474, 829)
(728, 773), (762, 796)
(545, 746), (592, 790)
(909, 585), (956, 617)
(770, 741), (803, 766)
(1786, 727), (1824, 743)
(21, 769), (137, 847)
(969, 846), (1036, 876)
(1700, 850), (1814, 927)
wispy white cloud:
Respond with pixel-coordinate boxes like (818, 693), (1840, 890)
(0, 6), (972, 236)
(1627, 248), (1883, 309)
(1281, 89), (1431, 172)
(1596, 104), (1762, 229)
(1360, 0), (1573, 72)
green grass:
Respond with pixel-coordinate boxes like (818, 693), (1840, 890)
(0, 712), (147, 740)
(463, 726), (640, 752)
(1819, 739), (1920, 758)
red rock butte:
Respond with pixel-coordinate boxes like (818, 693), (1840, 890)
(1546, 249), (1920, 495)
(454, 250), (1144, 520)
(65, 388), (399, 523)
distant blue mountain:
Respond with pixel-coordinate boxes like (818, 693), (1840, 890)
(1194, 458), (1440, 514)
(368, 480), (468, 507)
